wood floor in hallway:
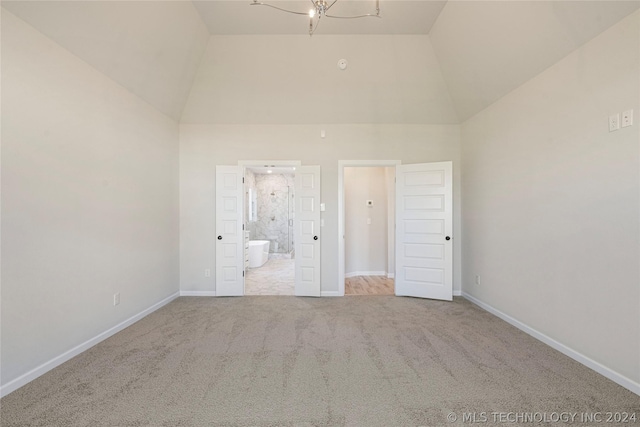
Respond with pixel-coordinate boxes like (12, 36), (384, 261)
(345, 275), (394, 295)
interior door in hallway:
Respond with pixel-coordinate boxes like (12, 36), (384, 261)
(294, 166), (321, 296)
(395, 162), (452, 301)
(215, 165), (244, 296)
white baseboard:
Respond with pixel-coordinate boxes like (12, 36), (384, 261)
(462, 291), (640, 396)
(345, 271), (387, 278)
(0, 291), (180, 398)
(453, 289), (462, 296)
(179, 291), (216, 297)
(321, 291), (341, 297)
(387, 273), (395, 279)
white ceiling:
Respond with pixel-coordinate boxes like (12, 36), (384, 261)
(2, 1), (210, 121)
(180, 34), (460, 124)
(192, 0), (447, 35)
(2, 0), (639, 123)
(429, 0), (640, 121)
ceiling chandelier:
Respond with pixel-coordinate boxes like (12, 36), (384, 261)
(250, 0), (381, 36)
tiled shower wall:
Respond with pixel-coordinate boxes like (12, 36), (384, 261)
(246, 172), (294, 253)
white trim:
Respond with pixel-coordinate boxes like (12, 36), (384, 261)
(462, 292), (640, 396)
(321, 291), (341, 297)
(345, 271), (388, 278)
(180, 291), (216, 297)
(453, 290), (462, 296)
(338, 160), (401, 297)
(0, 291), (180, 398)
(387, 273), (395, 279)
(238, 160), (301, 167)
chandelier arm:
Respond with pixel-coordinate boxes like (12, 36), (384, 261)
(325, 13), (381, 19)
(309, 17), (320, 36)
(325, 0), (339, 11)
(250, 2), (309, 16)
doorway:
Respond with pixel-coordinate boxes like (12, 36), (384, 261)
(343, 166), (396, 295)
(337, 160), (401, 296)
(244, 165), (296, 295)
(215, 160), (321, 297)
(338, 160), (454, 301)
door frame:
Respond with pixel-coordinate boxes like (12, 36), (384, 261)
(337, 160), (401, 296)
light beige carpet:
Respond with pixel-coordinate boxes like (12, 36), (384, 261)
(1, 297), (638, 426)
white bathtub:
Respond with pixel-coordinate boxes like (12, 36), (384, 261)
(248, 240), (270, 268)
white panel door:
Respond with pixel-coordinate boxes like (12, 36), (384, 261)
(395, 162), (452, 300)
(215, 166), (244, 297)
(295, 166), (321, 297)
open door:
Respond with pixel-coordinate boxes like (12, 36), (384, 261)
(294, 166), (321, 296)
(215, 166), (244, 296)
(395, 162), (452, 300)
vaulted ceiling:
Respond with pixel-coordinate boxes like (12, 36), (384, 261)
(2, 1), (210, 120)
(3, 1), (639, 123)
(430, 1), (640, 121)
(192, 0), (447, 34)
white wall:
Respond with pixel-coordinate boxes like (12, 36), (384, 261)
(181, 35), (458, 124)
(345, 167), (390, 276)
(385, 167), (396, 278)
(179, 124), (461, 294)
(1, 11), (180, 390)
(461, 10), (640, 387)
(180, 33), (462, 295)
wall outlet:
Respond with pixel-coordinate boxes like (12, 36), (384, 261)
(475, 275), (480, 285)
(205, 269), (211, 277)
(622, 109), (633, 128)
(609, 113), (620, 132)
(113, 292), (120, 306)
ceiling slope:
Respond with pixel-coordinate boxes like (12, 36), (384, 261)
(180, 34), (459, 124)
(2, 1), (210, 121)
(192, 0), (447, 35)
(3, 1), (638, 124)
(429, 1), (640, 122)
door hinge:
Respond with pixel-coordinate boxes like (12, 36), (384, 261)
(242, 223), (245, 230)
(243, 271), (245, 277)
(242, 177), (245, 183)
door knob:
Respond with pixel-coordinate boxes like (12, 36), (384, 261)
(313, 236), (318, 240)
(445, 236), (451, 241)
(217, 236), (222, 240)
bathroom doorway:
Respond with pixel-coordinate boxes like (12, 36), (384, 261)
(216, 161), (320, 297)
(244, 165), (296, 295)
(342, 164), (397, 296)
